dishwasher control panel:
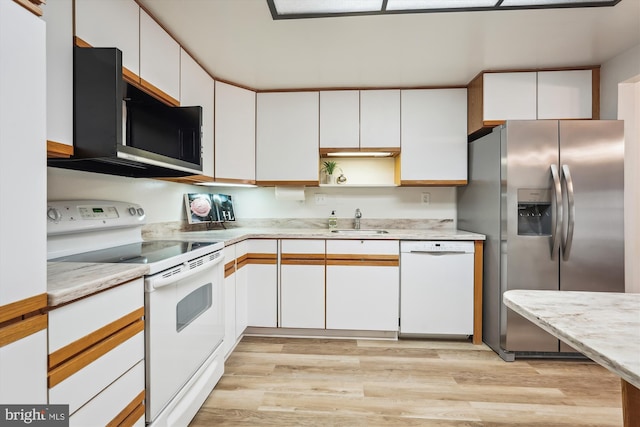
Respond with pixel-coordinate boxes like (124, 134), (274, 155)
(400, 241), (475, 253)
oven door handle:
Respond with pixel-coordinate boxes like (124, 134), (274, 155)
(146, 252), (224, 291)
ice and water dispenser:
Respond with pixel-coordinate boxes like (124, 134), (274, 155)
(517, 189), (552, 236)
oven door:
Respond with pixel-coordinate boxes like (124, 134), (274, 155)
(145, 251), (224, 422)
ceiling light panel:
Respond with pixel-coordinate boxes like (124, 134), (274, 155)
(500, 0), (613, 5)
(273, 0), (383, 15)
(386, 0), (498, 10)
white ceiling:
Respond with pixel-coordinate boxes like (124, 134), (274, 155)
(138, 0), (640, 90)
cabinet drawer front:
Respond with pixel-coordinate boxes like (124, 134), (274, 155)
(280, 239), (325, 254)
(49, 331), (144, 415)
(69, 360), (144, 427)
(326, 239), (399, 256)
(48, 278), (143, 353)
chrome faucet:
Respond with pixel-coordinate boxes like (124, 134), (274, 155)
(354, 208), (362, 229)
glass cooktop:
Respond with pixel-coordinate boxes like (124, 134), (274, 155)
(50, 240), (221, 274)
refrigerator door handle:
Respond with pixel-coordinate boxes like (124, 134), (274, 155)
(550, 164), (563, 260)
(561, 164), (575, 261)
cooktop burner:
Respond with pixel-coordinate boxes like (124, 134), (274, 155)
(50, 240), (222, 275)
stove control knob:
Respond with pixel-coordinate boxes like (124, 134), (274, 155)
(137, 208), (145, 217)
(128, 207), (137, 216)
(47, 207), (61, 222)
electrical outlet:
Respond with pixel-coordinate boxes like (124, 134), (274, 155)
(421, 192), (431, 205)
(315, 193), (327, 205)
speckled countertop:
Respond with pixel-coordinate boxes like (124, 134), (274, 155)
(504, 290), (640, 389)
(158, 227), (486, 246)
(47, 226), (484, 307)
(47, 262), (149, 307)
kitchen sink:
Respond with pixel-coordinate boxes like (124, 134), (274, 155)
(330, 229), (389, 234)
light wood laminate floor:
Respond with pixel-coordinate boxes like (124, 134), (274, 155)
(190, 336), (622, 426)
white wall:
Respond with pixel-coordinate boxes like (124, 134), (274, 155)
(601, 43), (640, 293)
(47, 168), (457, 225)
(600, 43), (640, 120)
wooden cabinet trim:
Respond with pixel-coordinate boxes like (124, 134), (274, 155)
(123, 67), (141, 86)
(73, 36), (92, 48)
(140, 78), (180, 107)
(400, 180), (467, 187)
(473, 240), (484, 345)
(256, 180), (319, 187)
(212, 177), (257, 185)
(159, 174), (215, 185)
(0, 313), (47, 348)
(327, 259), (399, 267)
(281, 253), (325, 261)
(106, 390), (145, 427)
(49, 307), (144, 370)
(246, 252), (278, 265)
(13, 0), (43, 16)
(326, 254), (399, 261)
(281, 259), (326, 266)
(47, 140), (74, 158)
(48, 318), (144, 388)
(592, 67), (600, 120)
(0, 293), (47, 324)
(320, 147), (400, 157)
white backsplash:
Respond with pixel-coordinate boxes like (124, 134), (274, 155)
(48, 167), (457, 226)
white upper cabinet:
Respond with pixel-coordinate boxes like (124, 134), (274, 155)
(360, 90), (401, 149)
(320, 90), (360, 149)
(0, 0), (46, 306)
(180, 49), (214, 177)
(42, 0), (73, 148)
(215, 82), (256, 183)
(256, 92), (319, 184)
(537, 70), (593, 119)
(483, 72), (537, 121)
(74, 0), (140, 77)
(469, 68), (596, 136)
(400, 89), (468, 185)
(139, 9), (181, 105)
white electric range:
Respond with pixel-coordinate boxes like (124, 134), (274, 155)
(47, 200), (225, 427)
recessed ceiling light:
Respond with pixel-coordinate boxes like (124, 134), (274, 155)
(386, 0), (498, 10)
(272, 0), (383, 15)
(267, 0), (620, 19)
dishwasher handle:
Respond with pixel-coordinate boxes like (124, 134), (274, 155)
(408, 250), (471, 255)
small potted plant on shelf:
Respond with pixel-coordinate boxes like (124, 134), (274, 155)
(322, 160), (338, 184)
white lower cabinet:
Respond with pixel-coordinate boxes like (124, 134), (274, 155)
(326, 240), (400, 331)
(0, 330), (47, 404)
(246, 239), (278, 327)
(48, 278), (145, 424)
(235, 241), (249, 338)
(280, 240), (326, 329)
(223, 244), (237, 357)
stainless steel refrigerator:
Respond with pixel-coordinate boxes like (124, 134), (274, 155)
(457, 120), (624, 361)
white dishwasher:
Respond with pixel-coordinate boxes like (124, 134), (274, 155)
(400, 241), (475, 336)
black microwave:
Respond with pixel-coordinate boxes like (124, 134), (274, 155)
(48, 47), (203, 178)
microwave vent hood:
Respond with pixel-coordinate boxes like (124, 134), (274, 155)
(48, 47), (203, 178)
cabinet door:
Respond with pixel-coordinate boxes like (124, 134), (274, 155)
(246, 240), (278, 327)
(483, 72), (537, 121)
(139, 9), (180, 105)
(360, 90), (400, 149)
(0, 0), (46, 306)
(42, 0), (73, 149)
(74, 0), (140, 77)
(215, 81), (256, 183)
(181, 49), (214, 177)
(320, 91), (360, 149)
(537, 70), (593, 119)
(223, 245), (236, 357)
(0, 330), (47, 404)
(256, 92), (319, 184)
(326, 265), (399, 331)
(326, 240), (399, 331)
(400, 89), (467, 184)
(280, 240), (325, 329)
